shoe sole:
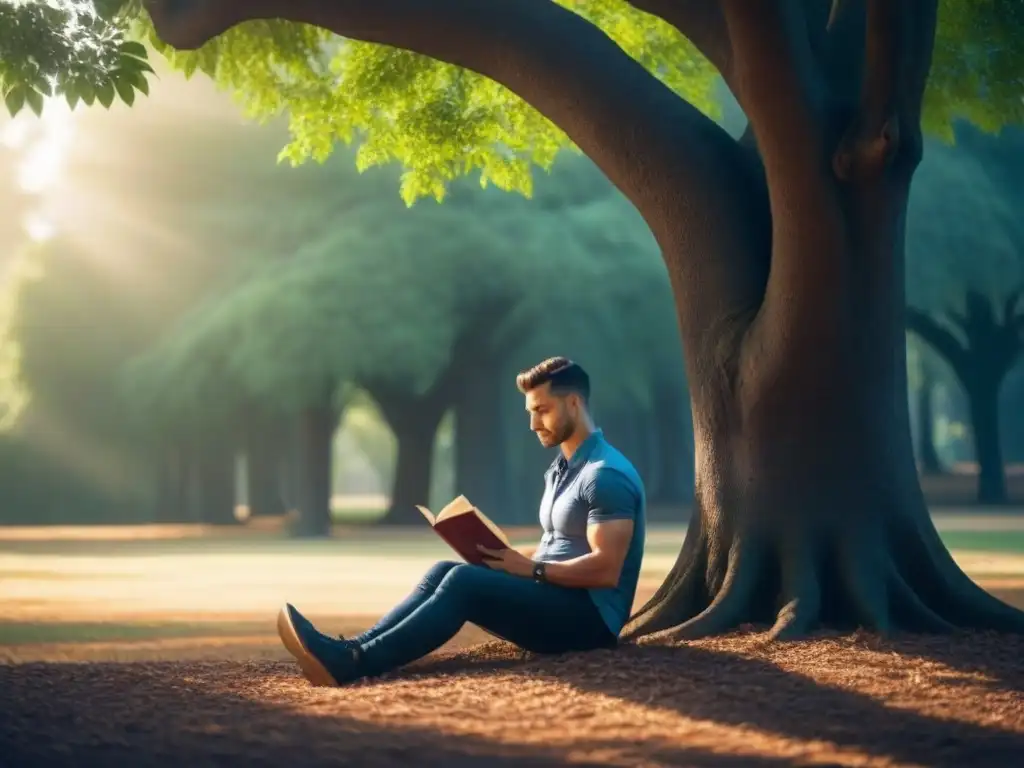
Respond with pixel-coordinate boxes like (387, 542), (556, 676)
(276, 605), (340, 687)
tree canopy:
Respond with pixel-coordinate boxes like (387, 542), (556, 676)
(123, 148), (672, 432)
(2, 1), (1021, 205)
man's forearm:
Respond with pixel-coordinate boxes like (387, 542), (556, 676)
(538, 553), (619, 589)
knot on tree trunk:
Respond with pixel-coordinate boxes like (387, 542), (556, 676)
(832, 114), (901, 181)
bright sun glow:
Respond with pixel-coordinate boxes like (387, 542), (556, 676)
(1, 98), (77, 241)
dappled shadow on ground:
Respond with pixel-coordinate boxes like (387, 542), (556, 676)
(1, 659), (793, 768)
(407, 631), (1024, 766)
(2, 632), (1022, 767)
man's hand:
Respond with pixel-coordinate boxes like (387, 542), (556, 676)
(477, 545), (535, 578)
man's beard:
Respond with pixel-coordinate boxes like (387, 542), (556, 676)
(547, 417), (576, 446)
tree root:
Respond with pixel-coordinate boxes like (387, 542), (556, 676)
(627, 504), (1024, 643)
(769, 548), (820, 640)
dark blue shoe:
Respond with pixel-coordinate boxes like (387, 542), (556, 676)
(277, 603), (361, 687)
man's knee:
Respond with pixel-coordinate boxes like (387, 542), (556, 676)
(418, 560), (460, 592)
(434, 563), (488, 604)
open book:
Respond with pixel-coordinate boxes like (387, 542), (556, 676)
(416, 495), (511, 566)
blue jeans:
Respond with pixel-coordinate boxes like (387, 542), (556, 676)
(354, 560), (616, 678)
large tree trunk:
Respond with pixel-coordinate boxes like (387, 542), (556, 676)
(454, 364), (510, 523)
(915, 362), (943, 475)
(966, 382), (1008, 505)
(147, 0), (1024, 637)
(291, 402), (338, 537)
(620, 4), (1024, 640)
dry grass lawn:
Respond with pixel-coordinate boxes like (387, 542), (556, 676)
(2, 519), (1024, 766)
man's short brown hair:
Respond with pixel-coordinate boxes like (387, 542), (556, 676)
(515, 357), (590, 402)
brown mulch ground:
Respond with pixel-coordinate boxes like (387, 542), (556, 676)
(2, 631), (1023, 768)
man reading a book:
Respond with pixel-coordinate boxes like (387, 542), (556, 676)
(277, 357), (646, 687)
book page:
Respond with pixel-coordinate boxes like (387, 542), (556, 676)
(414, 505), (436, 526)
(470, 507), (511, 548)
(435, 495), (475, 522)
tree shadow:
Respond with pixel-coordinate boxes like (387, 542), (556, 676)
(0, 660), (790, 767)
(406, 636), (1024, 767)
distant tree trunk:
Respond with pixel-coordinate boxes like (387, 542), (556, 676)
(154, 445), (189, 522)
(188, 449), (237, 525)
(967, 381), (1008, 505)
(385, 407), (443, 525)
(292, 398), (338, 537)
(247, 441), (285, 517)
(368, 381), (447, 525)
(650, 383), (694, 507)
(1002, 364), (1024, 463)
(907, 290), (1021, 507)
(915, 362), (943, 475)
(244, 419), (287, 517)
(454, 365), (510, 522)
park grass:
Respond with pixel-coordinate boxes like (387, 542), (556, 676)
(2, 517), (1024, 766)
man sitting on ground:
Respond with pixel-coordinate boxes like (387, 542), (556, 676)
(277, 357), (647, 686)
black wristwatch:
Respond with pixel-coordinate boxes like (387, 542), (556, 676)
(532, 561), (547, 583)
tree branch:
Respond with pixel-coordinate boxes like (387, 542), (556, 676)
(905, 307), (969, 380)
(718, 0), (827, 170)
(625, 1), (733, 84)
(833, 0), (937, 180)
(145, 0), (775, 371)
(148, 0), (754, 238)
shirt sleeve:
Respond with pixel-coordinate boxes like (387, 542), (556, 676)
(583, 468), (640, 525)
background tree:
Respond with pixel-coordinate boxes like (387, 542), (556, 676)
(6, 0), (1024, 637)
(906, 125), (1024, 504)
(127, 151), (673, 528)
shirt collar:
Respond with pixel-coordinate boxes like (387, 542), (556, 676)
(549, 429), (604, 475)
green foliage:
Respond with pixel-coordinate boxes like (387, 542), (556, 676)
(122, 145), (675, 432)
(924, 0), (1024, 138)
(5, 1), (1022, 202)
(0, 1), (155, 116)
(906, 125), (1024, 317)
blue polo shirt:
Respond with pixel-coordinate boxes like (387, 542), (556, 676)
(532, 429), (646, 636)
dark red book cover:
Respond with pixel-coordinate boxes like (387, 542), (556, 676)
(433, 514), (509, 565)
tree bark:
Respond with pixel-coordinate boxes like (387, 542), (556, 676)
(453, 364), (511, 523)
(914, 362), (943, 475)
(290, 400), (337, 537)
(967, 382), (1008, 506)
(147, 0), (1024, 636)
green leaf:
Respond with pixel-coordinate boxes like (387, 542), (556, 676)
(126, 69), (150, 96)
(65, 83), (80, 110)
(25, 88), (44, 117)
(113, 74), (136, 106)
(96, 81), (116, 109)
(94, 0), (129, 21)
(119, 40), (149, 59)
(78, 81), (96, 107)
(4, 86), (26, 118)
